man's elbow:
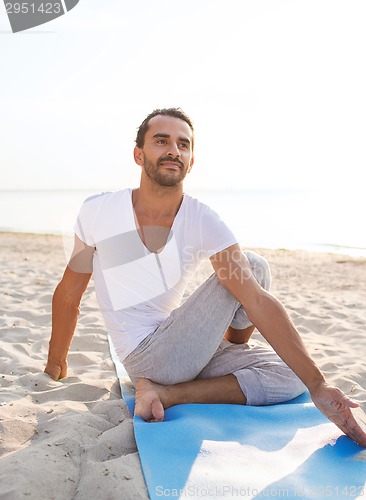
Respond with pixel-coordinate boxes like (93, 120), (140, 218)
(246, 290), (282, 327)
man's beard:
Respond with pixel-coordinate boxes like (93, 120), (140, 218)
(143, 156), (188, 187)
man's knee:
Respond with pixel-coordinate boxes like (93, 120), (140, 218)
(243, 250), (271, 291)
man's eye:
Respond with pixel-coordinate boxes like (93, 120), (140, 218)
(179, 143), (188, 149)
(157, 139), (166, 144)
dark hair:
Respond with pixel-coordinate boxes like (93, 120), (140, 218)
(135, 108), (194, 149)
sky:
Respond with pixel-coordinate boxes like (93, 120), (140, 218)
(1, 0), (366, 192)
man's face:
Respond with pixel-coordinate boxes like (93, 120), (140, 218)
(135, 115), (194, 187)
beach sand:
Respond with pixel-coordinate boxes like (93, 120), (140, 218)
(1, 232), (365, 499)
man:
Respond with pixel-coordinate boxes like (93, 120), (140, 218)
(45, 108), (366, 447)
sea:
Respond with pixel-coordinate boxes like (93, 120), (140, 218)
(1, 188), (365, 257)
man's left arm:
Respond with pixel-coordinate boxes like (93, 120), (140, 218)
(210, 244), (366, 447)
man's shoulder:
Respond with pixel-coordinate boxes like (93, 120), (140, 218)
(184, 193), (219, 217)
(76, 188), (132, 241)
(82, 188), (131, 208)
(184, 193), (209, 210)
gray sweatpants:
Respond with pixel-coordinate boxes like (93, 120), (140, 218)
(123, 251), (305, 405)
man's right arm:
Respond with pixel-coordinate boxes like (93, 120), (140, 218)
(44, 235), (94, 380)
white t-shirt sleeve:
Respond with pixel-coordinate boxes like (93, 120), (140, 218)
(199, 204), (238, 258)
(74, 194), (101, 247)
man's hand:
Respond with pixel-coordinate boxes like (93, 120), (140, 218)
(310, 381), (366, 447)
(44, 358), (68, 381)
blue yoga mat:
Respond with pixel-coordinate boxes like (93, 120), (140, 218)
(108, 336), (366, 499)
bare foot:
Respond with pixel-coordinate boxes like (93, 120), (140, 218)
(135, 378), (169, 422)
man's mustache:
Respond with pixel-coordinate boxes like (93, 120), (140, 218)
(158, 157), (184, 169)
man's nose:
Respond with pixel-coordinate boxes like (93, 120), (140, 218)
(167, 142), (181, 157)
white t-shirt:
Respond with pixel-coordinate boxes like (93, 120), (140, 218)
(74, 189), (238, 360)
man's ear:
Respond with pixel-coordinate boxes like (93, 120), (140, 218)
(134, 146), (144, 166)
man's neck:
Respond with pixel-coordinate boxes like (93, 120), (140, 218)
(132, 180), (184, 223)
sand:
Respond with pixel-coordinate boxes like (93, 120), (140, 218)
(1, 232), (365, 499)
